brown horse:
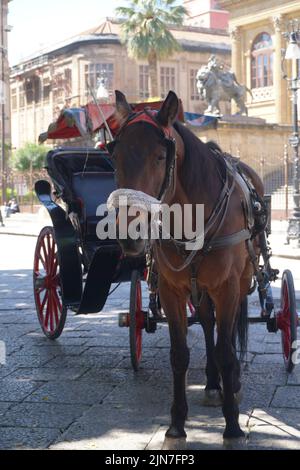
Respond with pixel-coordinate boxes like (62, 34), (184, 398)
(108, 90), (264, 444)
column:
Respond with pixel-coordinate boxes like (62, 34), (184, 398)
(229, 26), (241, 114)
(272, 15), (287, 124)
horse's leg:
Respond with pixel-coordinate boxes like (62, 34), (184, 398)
(198, 294), (222, 406)
(159, 276), (189, 439)
(212, 279), (245, 439)
(231, 298), (247, 402)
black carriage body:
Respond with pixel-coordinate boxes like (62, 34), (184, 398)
(35, 147), (145, 315)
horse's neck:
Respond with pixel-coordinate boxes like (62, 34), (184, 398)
(170, 129), (222, 221)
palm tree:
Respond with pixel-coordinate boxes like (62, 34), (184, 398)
(116, 0), (187, 98)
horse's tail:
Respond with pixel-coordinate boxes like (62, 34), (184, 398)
(237, 296), (248, 360)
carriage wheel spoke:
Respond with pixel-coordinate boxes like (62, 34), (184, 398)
(41, 240), (50, 272)
(52, 291), (60, 328)
(48, 291), (54, 332)
(52, 288), (62, 315)
(39, 253), (47, 271)
(44, 293), (50, 329)
(40, 290), (48, 314)
(52, 253), (58, 276)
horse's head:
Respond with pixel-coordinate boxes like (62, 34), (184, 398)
(107, 90), (179, 256)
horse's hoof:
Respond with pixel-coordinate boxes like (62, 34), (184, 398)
(165, 426), (187, 439)
(162, 437), (187, 451)
(201, 389), (223, 407)
(223, 436), (247, 450)
(234, 388), (243, 404)
(223, 427), (245, 439)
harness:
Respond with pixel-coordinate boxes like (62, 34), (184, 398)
(107, 109), (260, 311)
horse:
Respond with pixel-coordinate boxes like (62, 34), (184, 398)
(107, 90), (264, 446)
(196, 65), (252, 116)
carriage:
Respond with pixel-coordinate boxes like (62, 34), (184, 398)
(33, 98), (299, 379)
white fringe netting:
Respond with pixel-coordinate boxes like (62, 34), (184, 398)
(107, 188), (161, 213)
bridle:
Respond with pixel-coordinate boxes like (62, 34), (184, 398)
(106, 108), (177, 201)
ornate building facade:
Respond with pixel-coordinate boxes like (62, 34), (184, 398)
(219, 0), (300, 124)
(9, 14), (231, 148)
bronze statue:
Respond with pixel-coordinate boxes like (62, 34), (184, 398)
(196, 56), (252, 116)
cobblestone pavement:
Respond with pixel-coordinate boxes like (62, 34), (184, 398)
(0, 234), (300, 450)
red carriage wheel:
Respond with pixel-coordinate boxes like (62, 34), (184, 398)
(276, 270), (298, 373)
(187, 299), (196, 317)
(129, 270), (145, 371)
(33, 226), (67, 339)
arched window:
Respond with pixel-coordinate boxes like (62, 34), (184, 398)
(251, 33), (273, 88)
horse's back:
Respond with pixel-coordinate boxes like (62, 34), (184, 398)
(237, 160), (264, 198)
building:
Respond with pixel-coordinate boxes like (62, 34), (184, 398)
(184, 0), (229, 30)
(0, 0), (11, 142)
(219, 0), (300, 124)
(9, 4), (231, 149)
(1, 0), (12, 201)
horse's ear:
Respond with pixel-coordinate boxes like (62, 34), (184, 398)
(115, 90), (132, 125)
(157, 91), (179, 127)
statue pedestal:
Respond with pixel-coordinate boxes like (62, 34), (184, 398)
(190, 119), (292, 219)
(219, 115), (267, 126)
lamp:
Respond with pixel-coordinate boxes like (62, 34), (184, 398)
(283, 21), (300, 247)
(285, 31), (300, 59)
(96, 77), (109, 101)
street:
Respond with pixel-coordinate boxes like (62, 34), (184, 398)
(0, 233), (299, 450)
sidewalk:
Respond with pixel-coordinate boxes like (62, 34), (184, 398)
(1, 209), (300, 259)
(0, 209), (51, 238)
(269, 220), (300, 259)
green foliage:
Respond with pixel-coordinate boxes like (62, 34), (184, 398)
(5, 188), (17, 200)
(12, 143), (48, 171)
(116, 0), (187, 60)
(22, 190), (38, 204)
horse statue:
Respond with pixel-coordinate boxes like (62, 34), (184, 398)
(196, 56), (252, 116)
(107, 90), (265, 448)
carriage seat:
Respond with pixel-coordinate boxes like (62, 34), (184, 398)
(46, 148), (116, 240)
(72, 171), (116, 239)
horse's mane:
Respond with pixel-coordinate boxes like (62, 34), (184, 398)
(173, 121), (223, 201)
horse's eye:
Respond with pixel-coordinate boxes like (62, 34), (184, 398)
(157, 155), (166, 162)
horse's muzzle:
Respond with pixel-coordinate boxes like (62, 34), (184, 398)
(117, 238), (146, 257)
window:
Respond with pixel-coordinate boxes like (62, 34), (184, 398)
(43, 77), (51, 103)
(139, 65), (150, 99)
(11, 87), (17, 110)
(251, 33), (273, 88)
(84, 63), (114, 97)
(19, 85), (25, 109)
(64, 69), (72, 98)
(160, 66), (175, 99)
(24, 76), (41, 105)
(190, 69), (200, 101)
(52, 68), (72, 104)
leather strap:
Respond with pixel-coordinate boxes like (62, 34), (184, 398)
(204, 228), (251, 252)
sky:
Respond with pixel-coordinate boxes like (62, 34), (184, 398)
(8, 0), (126, 65)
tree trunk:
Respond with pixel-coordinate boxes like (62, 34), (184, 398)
(148, 51), (159, 99)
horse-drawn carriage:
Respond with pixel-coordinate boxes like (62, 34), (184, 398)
(33, 92), (299, 443)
